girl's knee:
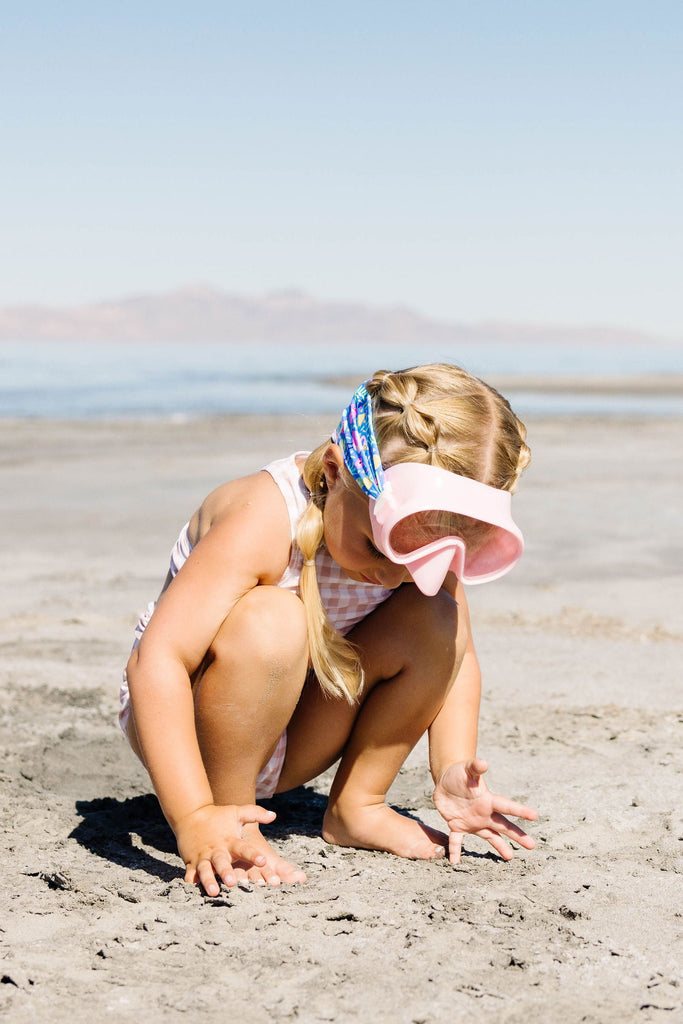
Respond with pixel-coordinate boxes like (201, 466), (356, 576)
(380, 584), (465, 681)
(394, 584), (460, 643)
(209, 586), (308, 667)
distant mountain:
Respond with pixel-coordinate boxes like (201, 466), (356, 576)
(0, 286), (666, 346)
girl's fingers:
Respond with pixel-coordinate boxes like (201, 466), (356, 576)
(241, 865), (266, 886)
(249, 865), (281, 886)
(211, 851), (238, 888)
(476, 828), (514, 861)
(493, 798), (538, 822)
(196, 859), (221, 897)
(501, 823), (536, 850)
(181, 832), (274, 896)
(237, 805), (277, 826)
(491, 811), (536, 843)
(448, 831), (463, 865)
(229, 838), (268, 867)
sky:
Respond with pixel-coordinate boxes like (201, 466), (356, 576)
(2, 1), (682, 337)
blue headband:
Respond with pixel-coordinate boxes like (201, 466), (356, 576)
(332, 381), (386, 499)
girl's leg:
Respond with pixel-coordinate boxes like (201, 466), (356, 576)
(191, 585), (309, 883)
(279, 584), (467, 859)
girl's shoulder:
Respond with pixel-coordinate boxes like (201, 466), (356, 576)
(191, 470), (286, 538)
(186, 458), (305, 585)
(193, 453), (310, 539)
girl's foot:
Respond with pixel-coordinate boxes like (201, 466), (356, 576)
(322, 801), (448, 860)
(231, 824), (307, 887)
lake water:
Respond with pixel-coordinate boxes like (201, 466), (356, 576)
(1, 339), (682, 420)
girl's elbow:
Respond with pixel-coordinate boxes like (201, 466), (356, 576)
(126, 646), (141, 686)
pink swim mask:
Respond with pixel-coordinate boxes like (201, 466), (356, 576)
(368, 462), (524, 595)
(334, 381), (524, 595)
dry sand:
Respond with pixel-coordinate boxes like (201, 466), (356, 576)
(0, 411), (681, 1023)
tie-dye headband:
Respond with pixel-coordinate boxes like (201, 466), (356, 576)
(332, 381), (385, 499)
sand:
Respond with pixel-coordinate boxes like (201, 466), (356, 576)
(0, 410), (681, 1023)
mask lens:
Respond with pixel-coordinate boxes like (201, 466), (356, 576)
(386, 511), (458, 557)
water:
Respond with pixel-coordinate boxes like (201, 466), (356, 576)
(1, 339), (682, 420)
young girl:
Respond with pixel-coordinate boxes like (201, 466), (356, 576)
(121, 364), (537, 895)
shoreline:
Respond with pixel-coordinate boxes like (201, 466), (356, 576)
(3, 374), (682, 426)
(2, 398), (683, 432)
(320, 371), (683, 395)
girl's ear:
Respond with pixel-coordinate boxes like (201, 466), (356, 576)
(322, 443), (344, 489)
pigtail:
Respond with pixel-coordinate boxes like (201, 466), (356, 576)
(295, 444), (363, 704)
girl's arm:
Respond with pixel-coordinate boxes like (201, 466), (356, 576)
(428, 583), (538, 863)
(427, 582), (481, 778)
(125, 471), (292, 888)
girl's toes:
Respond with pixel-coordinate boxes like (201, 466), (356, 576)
(271, 856), (306, 884)
(280, 867), (306, 884)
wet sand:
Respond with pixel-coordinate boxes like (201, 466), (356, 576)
(0, 411), (681, 1023)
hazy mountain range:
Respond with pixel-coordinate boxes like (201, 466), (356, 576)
(0, 286), (669, 346)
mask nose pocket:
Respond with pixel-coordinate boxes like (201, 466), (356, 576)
(403, 544), (461, 596)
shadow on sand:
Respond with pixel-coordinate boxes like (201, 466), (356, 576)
(69, 785), (330, 882)
(71, 784), (497, 882)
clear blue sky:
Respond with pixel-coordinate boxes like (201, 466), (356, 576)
(2, 1), (681, 337)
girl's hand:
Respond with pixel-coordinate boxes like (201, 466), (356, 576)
(433, 758), (537, 864)
(175, 803), (278, 896)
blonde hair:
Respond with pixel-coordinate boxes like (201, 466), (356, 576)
(295, 363), (531, 704)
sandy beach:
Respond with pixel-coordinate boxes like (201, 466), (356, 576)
(1, 409), (681, 1023)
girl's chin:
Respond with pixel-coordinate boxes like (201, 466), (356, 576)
(343, 568), (378, 585)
